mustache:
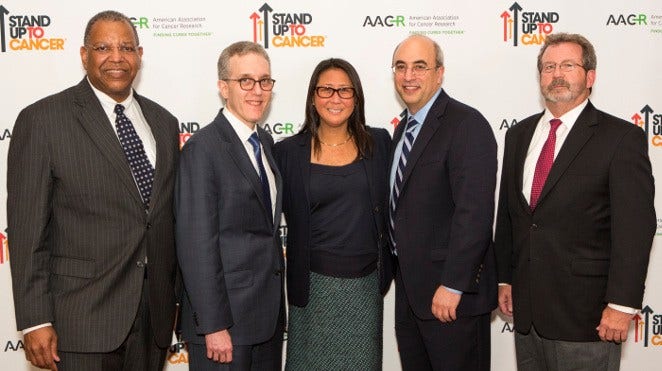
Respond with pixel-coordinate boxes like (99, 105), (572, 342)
(548, 78), (569, 90)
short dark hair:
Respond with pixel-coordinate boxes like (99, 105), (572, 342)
(84, 10), (139, 46)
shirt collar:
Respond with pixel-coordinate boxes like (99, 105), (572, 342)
(222, 108), (258, 143)
(407, 87), (443, 126)
(542, 98), (589, 132)
(86, 76), (135, 112)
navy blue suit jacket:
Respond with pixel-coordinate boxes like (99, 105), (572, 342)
(390, 90), (498, 320)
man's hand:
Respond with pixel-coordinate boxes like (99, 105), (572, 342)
(596, 306), (633, 343)
(431, 285), (461, 322)
(498, 284), (513, 316)
(205, 329), (233, 363)
(24, 326), (59, 370)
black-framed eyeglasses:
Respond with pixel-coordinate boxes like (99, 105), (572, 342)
(391, 63), (438, 76)
(541, 62), (585, 74)
(223, 77), (276, 91)
(315, 86), (355, 99)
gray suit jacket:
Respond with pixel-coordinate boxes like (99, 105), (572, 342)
(175, 108), (284, 346)
(7, 78), (180, 352)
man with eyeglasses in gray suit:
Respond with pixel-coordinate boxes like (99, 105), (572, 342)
(176, 41), (284, 371)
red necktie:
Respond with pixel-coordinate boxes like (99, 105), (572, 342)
(530, 118), (562, 211)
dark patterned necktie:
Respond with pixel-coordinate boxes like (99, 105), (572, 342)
(530, 118), (562, 211)
(114, 104), (155, 209)
(389, 117), (420, 253)
(248, 132), (273, 218)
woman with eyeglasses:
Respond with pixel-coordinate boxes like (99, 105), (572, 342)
(274, 58), (393, 370)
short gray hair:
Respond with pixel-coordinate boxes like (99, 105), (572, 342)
(217, 41), (271, 80)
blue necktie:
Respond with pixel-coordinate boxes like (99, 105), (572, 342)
(114, 104), (155, 210)
(389, 117), (420, 253)
(248, 132), (273, 218)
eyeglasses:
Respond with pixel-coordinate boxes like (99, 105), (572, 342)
(315, 86), (355, 99)
(541, 62), (585, 74)
(86, 43), (139, 54)
(223, 77), (276, 91)
(391, 63), (438, 76)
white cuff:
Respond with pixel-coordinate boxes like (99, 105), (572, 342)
(607, 303), (637, 315)
(22, 323), (52, 335)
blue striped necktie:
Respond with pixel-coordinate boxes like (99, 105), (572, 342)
(389, 117), (420, 253)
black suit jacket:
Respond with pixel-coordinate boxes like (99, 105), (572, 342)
(7, 78), (179, 351)
(273, 127), (394, 307)
(391, 90), (498, 320)
(494, 101), (656, 341)
(175, 109), (284, 346)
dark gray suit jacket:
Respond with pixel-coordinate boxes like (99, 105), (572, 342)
(175, 108), (284, 346)
(495, 101), (656, 341)
(7, 78), (180, 352)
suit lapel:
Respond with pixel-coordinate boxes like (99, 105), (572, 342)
(361, 147), (380, 230)
(212, 110), (272, 225)
(258, 126), (282, 230)
(296, 133), (312, 218)
(399, 91), (449, 191)
(136, 93), (173, 214)
(535, 103), (597, 208)
(73, 79), (143, 206)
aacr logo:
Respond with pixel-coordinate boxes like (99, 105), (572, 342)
(606, 14), (647, 26)
(362, 15), (405, 27)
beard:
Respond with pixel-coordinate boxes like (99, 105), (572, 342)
(542, 78), (576, 103)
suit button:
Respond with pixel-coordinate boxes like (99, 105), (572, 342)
(136, 261), (145, 268)
(373, 206), (380, 213)
(531, 224), (538, 230)
(146, 223), (152, 229)
(378, 233), (384, 240)
(275, 269), (283, 276)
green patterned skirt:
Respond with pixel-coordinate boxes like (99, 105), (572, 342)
(285, 271), (383, 371)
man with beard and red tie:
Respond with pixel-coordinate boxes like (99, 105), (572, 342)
(495, 33), (655, 370)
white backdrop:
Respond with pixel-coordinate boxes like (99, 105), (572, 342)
(1, 0), (661, 369)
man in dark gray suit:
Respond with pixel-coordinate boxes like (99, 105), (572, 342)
(7, 10), (179, 371)
(175, 41), (284, 370)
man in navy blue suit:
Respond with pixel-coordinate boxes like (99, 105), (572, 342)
(388, 34), (498, 371)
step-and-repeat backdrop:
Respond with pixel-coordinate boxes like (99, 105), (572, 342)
(1, 1), (661, 369)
